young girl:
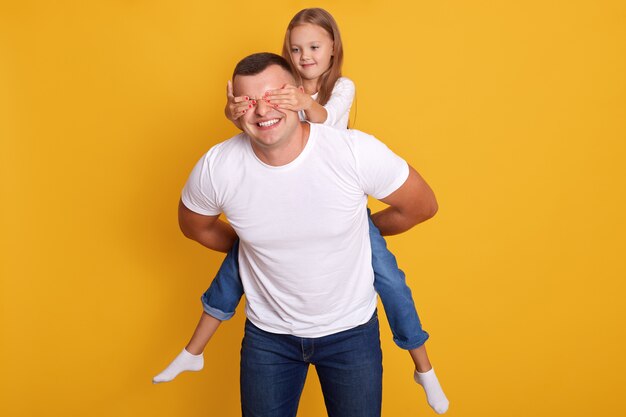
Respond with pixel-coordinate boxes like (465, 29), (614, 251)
(154, 8), (449, 414)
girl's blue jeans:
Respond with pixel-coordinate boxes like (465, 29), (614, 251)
(201, 210), (429, 350)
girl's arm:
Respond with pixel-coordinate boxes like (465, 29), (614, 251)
(264, 84), (320, 118)
(315, 77), (355, 128)
(301, 96), (328, 124)
(265, 77), (355, 128)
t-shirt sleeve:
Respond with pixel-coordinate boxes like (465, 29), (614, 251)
(350, 130), (409, 199)
(181, 151), (222, 216)
(322, 77), (355, 128)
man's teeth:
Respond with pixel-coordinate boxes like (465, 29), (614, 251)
(258, 119), (279, 127)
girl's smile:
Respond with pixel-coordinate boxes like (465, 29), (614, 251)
(289, 23), (334, 83)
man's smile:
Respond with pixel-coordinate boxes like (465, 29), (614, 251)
(256, 118), (282, 129)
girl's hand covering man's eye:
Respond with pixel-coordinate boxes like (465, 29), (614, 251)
(264, 84), (313, 112)
(225, 80), (253, 121)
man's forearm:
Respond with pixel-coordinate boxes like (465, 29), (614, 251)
(370, 206), (435, 236)
(186, 219), (237, 253)
(178, 200), (238, 253)
(372, 166), (439, 236)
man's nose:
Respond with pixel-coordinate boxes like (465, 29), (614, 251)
(255, 99), (272, 116)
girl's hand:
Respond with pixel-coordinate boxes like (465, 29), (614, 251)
(225, 80), (254, 122)
(264, 84), (313, 111)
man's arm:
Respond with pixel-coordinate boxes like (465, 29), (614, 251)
(370, 165), (438, 236)
(178, 200), (237, 253)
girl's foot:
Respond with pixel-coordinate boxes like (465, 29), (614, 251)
(414, 368), (449, 414)
(153, 348), (204, 383)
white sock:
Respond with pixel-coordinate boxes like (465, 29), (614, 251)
(153, 348), (204, 383)
(414, 368), (449, 414)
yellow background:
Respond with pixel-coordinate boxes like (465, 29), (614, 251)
(1, 1), (625, 416)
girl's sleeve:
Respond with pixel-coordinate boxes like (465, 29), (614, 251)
(322, 77), (355, 128)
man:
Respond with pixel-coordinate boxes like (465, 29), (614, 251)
(179, 52), (438, 417)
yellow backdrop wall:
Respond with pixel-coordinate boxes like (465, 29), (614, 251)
(1, 1), (625, 416)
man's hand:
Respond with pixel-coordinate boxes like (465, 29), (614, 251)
(371, 166), (438, 236)
(178, 200), (237, 253)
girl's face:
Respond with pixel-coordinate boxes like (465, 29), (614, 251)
(289, 23), (334, 83)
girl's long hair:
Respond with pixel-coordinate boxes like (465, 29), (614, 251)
(281, 8), (344, 106)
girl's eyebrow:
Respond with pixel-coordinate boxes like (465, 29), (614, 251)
(291, 40), (322, 46)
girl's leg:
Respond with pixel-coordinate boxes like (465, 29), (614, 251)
(367, 211), (429, 351)
(200, 238), (244, 321)
(411, 345), (449, 414)
(186, 312), (222, 355)
(152, 313), (218, 384)
(153, 240), (245, 383)
(367, 211), (449, 413)
(409, 344), (432, 372)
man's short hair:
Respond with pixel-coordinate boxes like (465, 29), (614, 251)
(233, 52), (293, 79)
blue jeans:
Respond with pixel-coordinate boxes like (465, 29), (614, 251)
(201, 210), (429, 350)
(240, 312), (383, 417)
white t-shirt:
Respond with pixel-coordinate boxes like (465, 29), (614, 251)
(182, 123), (408, 337)
(298, 77), (355, 128)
